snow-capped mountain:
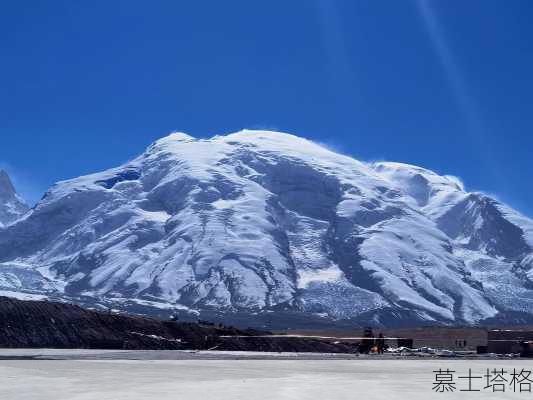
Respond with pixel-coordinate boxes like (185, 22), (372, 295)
(0, 170), (29, 227)
(0, 130), (532, 327)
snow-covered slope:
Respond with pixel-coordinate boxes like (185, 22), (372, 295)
(0, 131), (532, 326)
(0, 170), (29, 227)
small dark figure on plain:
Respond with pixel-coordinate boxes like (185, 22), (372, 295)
(359, 327), (375, 354)
(376, 333), (385, 354)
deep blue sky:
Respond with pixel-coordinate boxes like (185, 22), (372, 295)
(1, 1), (532, 216)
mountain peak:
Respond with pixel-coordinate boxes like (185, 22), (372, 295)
(0, 170), (16, 198)
(155, 131), (195, 144)
(0, 130), (532, 327)
(0, 170), (28, 226)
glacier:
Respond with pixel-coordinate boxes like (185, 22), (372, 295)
(0, 130), (532, 327)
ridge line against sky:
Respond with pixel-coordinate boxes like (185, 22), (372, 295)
(2, 129), (531, 221)
(1, 0), (532, 216)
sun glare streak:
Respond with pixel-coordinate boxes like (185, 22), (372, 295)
(416, 1), (481, 134)
(314, 0), (357, 96)
(415, 0), (503, 184)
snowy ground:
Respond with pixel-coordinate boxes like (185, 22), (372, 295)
(0, 350), (531, 399)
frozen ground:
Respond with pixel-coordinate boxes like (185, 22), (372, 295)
(0, 350), (531, 399)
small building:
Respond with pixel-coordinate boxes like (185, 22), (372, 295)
(487, 329), (533, 355)
(383, 326), (487, 351)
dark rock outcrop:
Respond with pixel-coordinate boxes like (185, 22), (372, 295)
(0, 297), (357, 352)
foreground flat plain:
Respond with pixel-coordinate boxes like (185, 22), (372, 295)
(0, 350), (531, 399)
